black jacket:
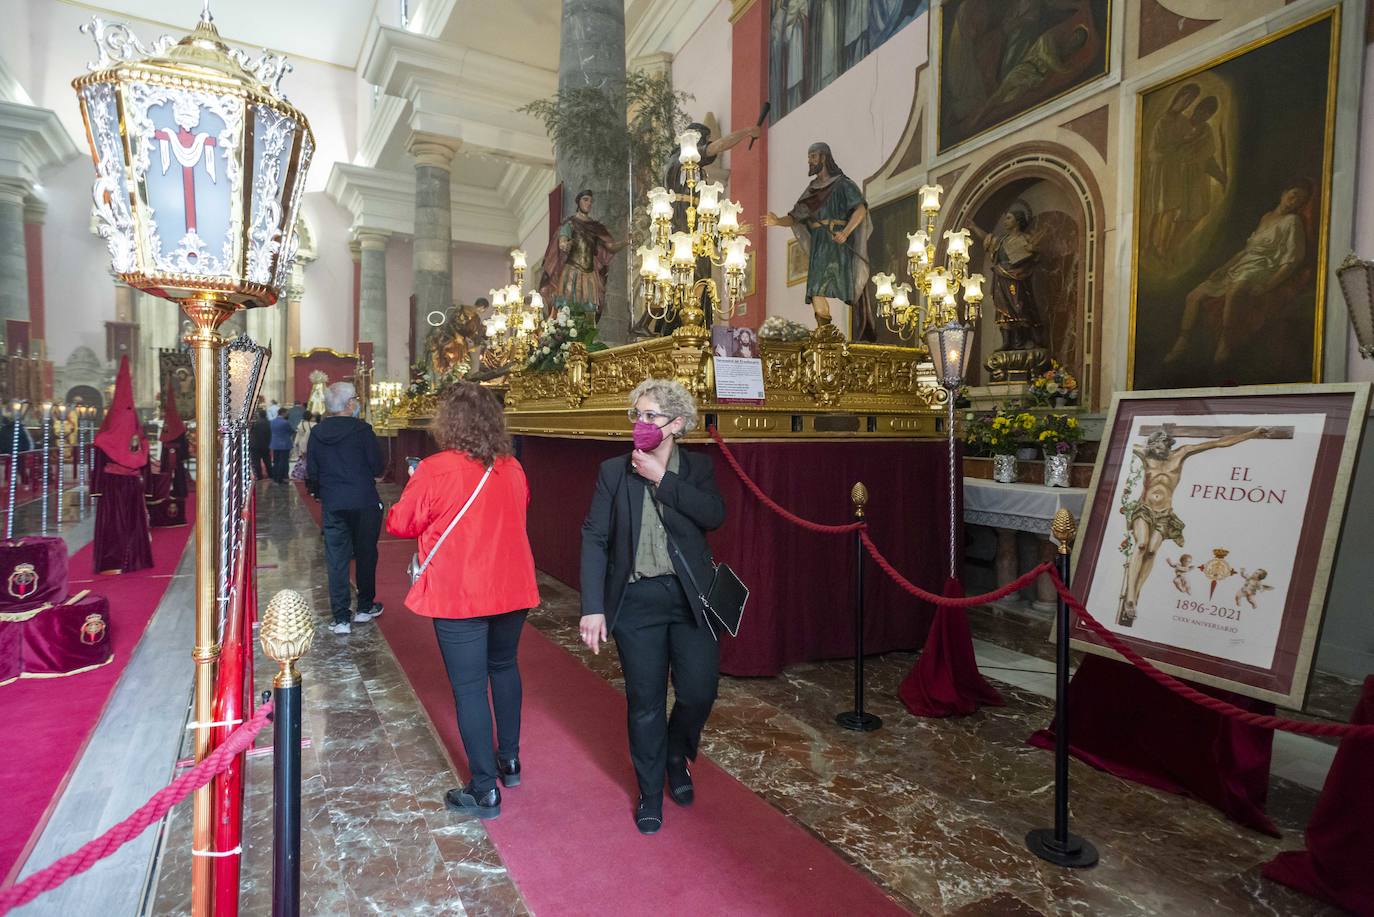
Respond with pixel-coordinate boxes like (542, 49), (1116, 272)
(248, 415), (271, 454)
(305, 415), (386, 511)
(580, 447), (725, 631)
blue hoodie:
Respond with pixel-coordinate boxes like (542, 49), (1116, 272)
(269, 415), (294, 451)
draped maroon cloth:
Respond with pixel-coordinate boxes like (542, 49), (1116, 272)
(92, 453), (153, 575)
(898, 577), (1004, 716)
(0, 536), (69, 608)
(1029, 654), (1278, 835)
(1263, 676), (1374, 915)
(517, 435), (949, 676)
(0, 593), (111, 686)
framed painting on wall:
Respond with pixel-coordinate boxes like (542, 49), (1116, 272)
(785, 238), (807, 287)
(1068, 383), (1370, 707)
(864, 190), (921, 344)
(1128, 9), (1339, 391)
(936, 0), (1111, 153)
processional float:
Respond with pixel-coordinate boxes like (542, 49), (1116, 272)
(72, 3), (314, 914)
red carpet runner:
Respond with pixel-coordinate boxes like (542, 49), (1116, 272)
(0, 510), (195, 884)
(300, 486), (907, 915)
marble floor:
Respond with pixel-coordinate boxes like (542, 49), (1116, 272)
(28, 479), (1349, 916)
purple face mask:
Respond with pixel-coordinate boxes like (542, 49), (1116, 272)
(632, 420), (666, 451)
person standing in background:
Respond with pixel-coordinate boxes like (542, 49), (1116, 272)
(269, 408), (293, 484)
(307, 382), (387, 635)
(248, 408), (271, 480)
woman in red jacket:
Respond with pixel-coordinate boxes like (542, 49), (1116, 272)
(386, 383), (539, 819)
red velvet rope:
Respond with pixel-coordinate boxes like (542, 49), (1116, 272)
(1044, 572), (1374, 739)
(709, 427), (1373, 738)
(859, 530), (1052, 606)
(0, 700), (275, 915)
(706, 426), (865, 534)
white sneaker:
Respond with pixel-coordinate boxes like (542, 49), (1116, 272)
(329, 621), (352, 635)
(354, 603), (384, 623)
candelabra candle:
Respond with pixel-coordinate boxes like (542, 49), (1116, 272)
(7, 402), (24, 540)
(39, 403), (52, 536)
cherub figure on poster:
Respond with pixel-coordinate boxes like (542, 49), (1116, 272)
(1235, 568), (1274, 610)
(1166, 554), (1193, 595)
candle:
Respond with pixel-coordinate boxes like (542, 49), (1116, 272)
(718, 199), (743, 233)
(943, 228), (971, 260)
(676, 129), (702, 165)
(723, 236), (751, 271)
(872, 272), (896, 300)
(669, 231), (695, 267)
(510, 249), (527, 271)
(696, 180), (723, 215)
(919, 183), (944, 213)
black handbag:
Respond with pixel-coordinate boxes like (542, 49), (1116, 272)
(651, 500), (748, 639)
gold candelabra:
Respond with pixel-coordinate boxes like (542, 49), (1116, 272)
(871, 184), (985, 342)
(481, 248), (543, 367)
(637, 128), (751, 336)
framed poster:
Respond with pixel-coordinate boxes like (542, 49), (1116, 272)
(1128, 9), (1339, 390)
(937, 0), (1111, 153)
(785, 238), (807, 287)
(1069, 383), (1370, 707)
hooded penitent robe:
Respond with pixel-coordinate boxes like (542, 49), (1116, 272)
(157, 384), (189, 500)
(92, 356), (153, 574)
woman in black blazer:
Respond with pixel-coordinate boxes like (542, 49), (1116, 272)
(579, 378), (726, 835)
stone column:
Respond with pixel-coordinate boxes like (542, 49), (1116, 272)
(0, 179), (30, 327)
(357, 230), (390, 379)
(409, 137), (457, 367)
(558, 0), (628, 343)
(22, 196), (45, 347)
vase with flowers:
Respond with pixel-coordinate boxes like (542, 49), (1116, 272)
(1036, 413), (1083, 487)
(1030, 360), (1079, 407)
(965, 408), (1035, 482)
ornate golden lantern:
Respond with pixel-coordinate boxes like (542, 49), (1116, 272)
(71, 7), (313, 913)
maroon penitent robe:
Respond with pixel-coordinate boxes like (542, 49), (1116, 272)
(92, 357), (153, 574)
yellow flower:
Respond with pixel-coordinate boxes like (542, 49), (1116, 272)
(1067, 417), (1078, 428)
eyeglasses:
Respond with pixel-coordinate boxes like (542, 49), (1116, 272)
(627, 409), (673, 424)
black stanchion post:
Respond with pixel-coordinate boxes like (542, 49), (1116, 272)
(836, 482), (881, 732)
(1026, 509), (1097, 868)
(260, 590), (314, 917)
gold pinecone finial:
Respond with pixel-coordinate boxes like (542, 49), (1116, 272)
(260, 589), (315, 686)
(851, 481), (869, 519)
(1051, 508), (1077, 555)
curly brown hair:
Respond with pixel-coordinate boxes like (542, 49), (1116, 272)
(430, 383), (512, 466)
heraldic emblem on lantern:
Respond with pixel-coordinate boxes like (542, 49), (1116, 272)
(71, 9), (315, 308)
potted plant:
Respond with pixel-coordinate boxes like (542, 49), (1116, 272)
(964, 409), (1031, 482)
(1035, 412), (1083, 487)
(1029, 360), (1079, 407)
(1011, 410), (1039, 460)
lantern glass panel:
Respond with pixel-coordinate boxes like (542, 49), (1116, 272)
(129, 86), (241, 278)
(247, 103), (302, 284)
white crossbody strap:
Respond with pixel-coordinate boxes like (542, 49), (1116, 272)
(415, 465), (492, 578)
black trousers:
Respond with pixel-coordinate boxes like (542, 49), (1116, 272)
(250, 447), (270, 480)
(322, 504), (382, 623)
(613, 576), (720, 798)
(433, 611), (527, 795)
(270, 449), (289, 483)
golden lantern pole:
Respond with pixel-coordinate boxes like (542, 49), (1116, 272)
(183, 296), (233, 915)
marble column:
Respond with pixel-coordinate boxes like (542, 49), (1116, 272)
(0, 178), (30, 328)
(558, 0), (628, 343)
(357, 230), (390, 379)
(409, 138), (457, 367)
(22, 195), (45, 347)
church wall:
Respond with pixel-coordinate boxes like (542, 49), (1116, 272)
(0, 0), (359, 405)
(455, 243), (516, 306)
(672, 1), (734, 136)
(761, 12), (929, 330)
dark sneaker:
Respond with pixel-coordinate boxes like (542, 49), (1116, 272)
(445, 785), (500, 819)
(498, 757), (521, 788)
(667, 757), (694, 806)
(635, 794), (662, 835)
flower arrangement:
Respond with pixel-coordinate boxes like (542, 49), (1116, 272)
(525, 305), (607, 372)
(1029, 360), (1078, 405)
(964, 407), (1037, 455)
(758, 315), (812, 342)
(1035, 412), (1083, 454)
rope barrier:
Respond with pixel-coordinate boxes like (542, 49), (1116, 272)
(859, 530), (1052, 607)
(0, 700), (274, 915)
(707, 427), (1374, 740)
(1045, 572), (1374, 739)
(706, 426), (866, 534)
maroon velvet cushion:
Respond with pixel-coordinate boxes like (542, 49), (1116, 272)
(0, 616), (21, 685)
(19, 592), (112, 677)
(0, 536), (70, 610)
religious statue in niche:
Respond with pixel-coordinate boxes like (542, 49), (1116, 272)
(539, 189), (628, 322)
(644, 121), (758, 336)
(975, 200), (1048, 380)
(764, 142), (876, 341)
(306, 370), (328, 417)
